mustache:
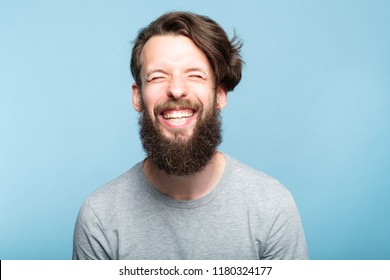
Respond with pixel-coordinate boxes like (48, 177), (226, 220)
(153, 99), (202, 115)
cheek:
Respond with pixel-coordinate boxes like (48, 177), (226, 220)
(140, 87), (157, 108)
(138, 96), (156, 120)
(142, 84), (166, 104)
(202, 91), (217, 109)
(187, 82), (213, 98)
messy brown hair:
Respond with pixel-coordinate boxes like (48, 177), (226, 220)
(130, 11), (243, 92)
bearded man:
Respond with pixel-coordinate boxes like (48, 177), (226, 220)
(73, 11), (308, 260)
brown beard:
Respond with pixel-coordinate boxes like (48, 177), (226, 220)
(139, 100), (222, 176)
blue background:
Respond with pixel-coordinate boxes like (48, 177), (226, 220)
(1, 0), (389, 259)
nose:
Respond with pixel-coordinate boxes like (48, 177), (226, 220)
(167, 74), (187, 99)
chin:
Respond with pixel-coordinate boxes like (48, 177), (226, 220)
(160, 126), (194, 140)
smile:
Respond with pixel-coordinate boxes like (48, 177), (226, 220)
(159, 108), (197, 127)
(162, 109), (194, 119)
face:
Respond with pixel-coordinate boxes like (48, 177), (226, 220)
(132, 35), (227, 141)
(132, 35), (227, 175)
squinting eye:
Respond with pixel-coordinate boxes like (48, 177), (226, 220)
(188, 74), (205, 80)
(146, 76), (166, 83)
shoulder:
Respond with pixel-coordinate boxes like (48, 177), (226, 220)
(224, 155), (291, 206)
(83, 161), (145, 212)
(226, 155), (287, 193)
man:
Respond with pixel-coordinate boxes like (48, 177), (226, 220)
(73, 11), (308, 260)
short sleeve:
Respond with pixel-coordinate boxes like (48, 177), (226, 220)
(72, 199), (113, 260)
(261, 190), (309, 260)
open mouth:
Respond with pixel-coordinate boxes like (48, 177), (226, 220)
(155, 100), (200, 128)
(159, 108), (197, 127)
(162, 108), (194, 120)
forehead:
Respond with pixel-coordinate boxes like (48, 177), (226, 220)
(140, 35), (212, 73)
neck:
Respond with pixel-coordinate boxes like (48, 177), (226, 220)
(143, 152), (226, 201)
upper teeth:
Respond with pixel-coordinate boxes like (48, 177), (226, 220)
(163, 110), (193, 119)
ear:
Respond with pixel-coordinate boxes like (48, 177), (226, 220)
(216, 86), (227, 110)
(132, 83), (143, 112)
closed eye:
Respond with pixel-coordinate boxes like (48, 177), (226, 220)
(145, 74), (168, 83)
(187, 73), (206, 81)
(150, 76), (165, 81)
(190, 74), (203, 78)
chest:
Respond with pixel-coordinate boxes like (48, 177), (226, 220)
(114, 205), (261, 259)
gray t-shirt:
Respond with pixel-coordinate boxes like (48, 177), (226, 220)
(73, 155), (308, 259)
